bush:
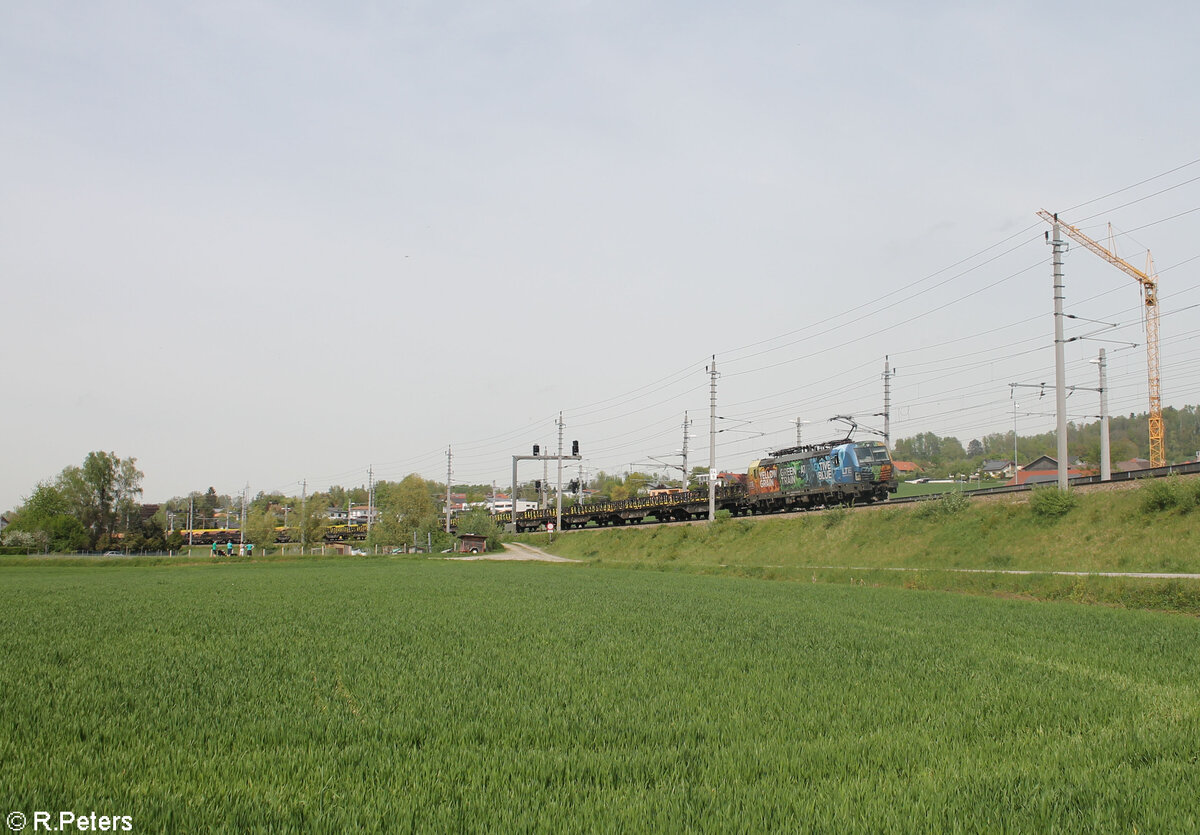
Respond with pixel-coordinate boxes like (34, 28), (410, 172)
(912, 491), (970, 520)
(1029, 485), (1078, 519)
(1, 529), (45, 552)
(822, 508), (847, 528)
(1186, 478), (1200, 511)
(1136, 476), (1198, 515)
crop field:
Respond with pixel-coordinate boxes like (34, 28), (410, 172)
(1, 558), (1198, 832)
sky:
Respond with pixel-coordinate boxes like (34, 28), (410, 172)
(3, 0), (1200, 510)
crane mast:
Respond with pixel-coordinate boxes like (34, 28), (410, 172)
(1036, 210), (1163, 467)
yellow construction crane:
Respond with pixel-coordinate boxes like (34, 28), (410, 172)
(1036, 210), (1163, 467)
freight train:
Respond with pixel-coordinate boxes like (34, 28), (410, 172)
(178, 438), (896, 541)
(177, 525), (368, 545)
(497, 438), (896, 533)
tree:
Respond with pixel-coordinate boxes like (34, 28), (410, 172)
(54, 452), (144, 546)
(42, 515), (89, 552)
(451, 507), (503, 552)
(367, 475), (443, 547)
(5, 481), (88, 551)
(967, 439), (984, 458)
(393, 475), (439, 530)
(245, 510), (280, 552)
(199, 487), (219, 518)
(8, 453), (143, 551)
(289, 493), (330, 549)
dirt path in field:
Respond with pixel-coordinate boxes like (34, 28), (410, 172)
(448, 542), (580, 562)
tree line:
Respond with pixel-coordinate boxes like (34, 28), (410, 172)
(6, 407), (1196, 551)
(1, 452), (153, 552)
(893, 405), (1200, 478)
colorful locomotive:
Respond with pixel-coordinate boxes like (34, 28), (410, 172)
(745, 439), (895, 512)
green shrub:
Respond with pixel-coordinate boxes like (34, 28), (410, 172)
(912, 491), (970, 520)
(1139, 477), (1181, 514)
(822, 508), (847, 528)
(1029, 485), (1078, 519)
(1186, 478), (1200, 511)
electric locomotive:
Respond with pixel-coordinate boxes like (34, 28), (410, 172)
(745, 438), (895, 512)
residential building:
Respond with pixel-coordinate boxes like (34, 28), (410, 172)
(1008, 456), (1087, 485)
(980, 460), (1016, 479)
(1116, 458), (1153, 473)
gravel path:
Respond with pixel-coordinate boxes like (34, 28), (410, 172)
(447, 542), (579, 562)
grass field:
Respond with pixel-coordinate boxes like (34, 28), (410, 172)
(527, 478), (1200, 614)
(2, 558), (1198, 832)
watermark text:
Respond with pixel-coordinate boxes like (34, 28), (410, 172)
(6, 811), (132, 832)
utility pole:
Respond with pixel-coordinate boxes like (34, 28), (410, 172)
(367, 465), (374, 538)
(1051, 219), (1069, 491)
(882, 356), (894, 450)
(1012, 399), (1020, 482)
(541, 449), (548, 510)
(240, 484), (247, 547)
(556, 413), (564, 533)
(300, 479), (307, 554)
(1097, 348), (1111, 482)
(708, 355), (718, 521)
(681, 412), (690, 490)
(445, 447), (452, 534)
(188, 496), (194, 547)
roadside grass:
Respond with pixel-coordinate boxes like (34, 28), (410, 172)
(524, 478), (1200, 613)
(1, 559), (1198, 831)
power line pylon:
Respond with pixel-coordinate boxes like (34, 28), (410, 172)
(1036, 210), (1163, 467)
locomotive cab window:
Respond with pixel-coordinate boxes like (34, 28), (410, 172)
(856, 443), (891, 463)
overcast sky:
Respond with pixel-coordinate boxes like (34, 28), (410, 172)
(3, 1), (1199, 510)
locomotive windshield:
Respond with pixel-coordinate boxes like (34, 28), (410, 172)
(855, 442), (892, 464)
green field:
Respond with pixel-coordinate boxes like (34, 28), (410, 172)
(2, 558), (1198, 832)
(528, 479), (1200, 614)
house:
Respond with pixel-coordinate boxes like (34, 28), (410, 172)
(1116, 458), (1153, 473)
(891, 460), (922, 478)
(648, 484), (685, 497)
(487, 496), (539, 514)
(348, 505), (378, 524)
(1009, 456), (1087, 485)
(699, 472), (746, 487)
(980, 460), (1016, 479)
(444, 493), (471, 513)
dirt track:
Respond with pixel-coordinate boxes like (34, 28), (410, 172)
(447, 542), (579, 562)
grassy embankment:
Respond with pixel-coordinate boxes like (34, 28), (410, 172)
(522, 476), (1200, 614)
(2, 559), (1198, 831)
